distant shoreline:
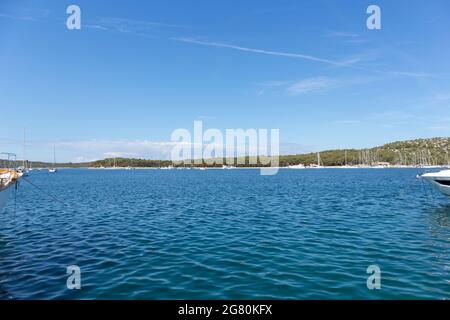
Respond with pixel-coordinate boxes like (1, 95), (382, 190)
(4, 137), (450, 169)
(37, 165), (449, 170)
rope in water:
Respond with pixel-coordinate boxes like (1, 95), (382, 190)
(21, 177), (69, 207)
(14, 181), (17, 217)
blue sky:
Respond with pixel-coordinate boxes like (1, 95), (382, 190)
(1, 0), (450, 162)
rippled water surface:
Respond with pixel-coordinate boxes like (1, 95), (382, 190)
(0, 168), (449, 299)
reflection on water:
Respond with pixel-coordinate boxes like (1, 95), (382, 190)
(428, 204), (450, 228)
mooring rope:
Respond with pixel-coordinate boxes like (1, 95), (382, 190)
(14, 181), (18, 217)
(21, 177), (69, 207)
(420, 174), (437, 205)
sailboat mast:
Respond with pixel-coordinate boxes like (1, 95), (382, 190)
(23, 128), (26, 168)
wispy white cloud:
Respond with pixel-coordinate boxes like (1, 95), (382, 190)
(84, 17), (186, 37)
(263, 76), (375, 95)
(427, 125), (450, 131)
(345, 38), (369, 45)
(103, 151), (140, 158)
(98, 17), (187, 30)
(334, 120), (362, 125)
(386, 71), (434, 78)
(258, 80), (291, 87)
(0, 12), (35, 21)
(172, 37), (433, 78)
(72, 156), (100, 163)
(172, 37), (353, 67)
(327, 31), (359, 38)
(0, 9), (50, 22)
(326, 31), (370, 45)
(2, 9), (437, 82)
(334, 56), (365, 67)
(56, 139), (178, 161)
(51, 139), (309, 162)
(82, 20), (435, 81)
(287, 77), (336, 94)
(84, 24), (109, 31)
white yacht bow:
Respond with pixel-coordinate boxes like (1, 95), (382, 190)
(419, 169), (450, 197)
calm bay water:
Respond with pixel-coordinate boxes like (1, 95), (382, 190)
(0, 168), (449, 299)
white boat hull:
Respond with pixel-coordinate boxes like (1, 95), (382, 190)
(288, 165), (306, 169)
(420, 170), (450, 197)
(427, 181), (450, 196)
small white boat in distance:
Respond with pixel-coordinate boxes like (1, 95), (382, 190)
(419, 169), (450, 197)
(49, 168), (57, 173)
(222, 165), (235, 169)
(16, 166), (29, 176)
(288, 164), (305, 169)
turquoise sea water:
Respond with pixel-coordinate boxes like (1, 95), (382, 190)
(0, 168), (449, 299)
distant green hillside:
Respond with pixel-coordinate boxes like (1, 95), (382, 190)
(8, 158), (173, 169)
(281, 137), (450, 167)
(88, 158), (173, 168)
(4, 137), (450, 168)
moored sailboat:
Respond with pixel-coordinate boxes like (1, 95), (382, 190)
(0, 169), (19, 212)
(309, 152), (323, 168)
(17, 128), (30, 176)
(49, 145), (57, 173)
